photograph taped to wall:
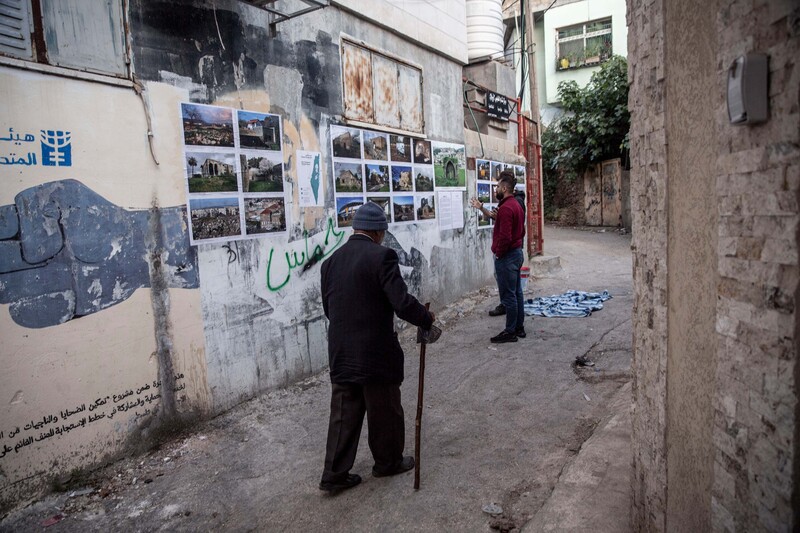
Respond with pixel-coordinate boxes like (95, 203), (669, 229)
(185, 151), (239, 193)
(334, 161), (364, 193)
(367, 196), (392, 222)
(244, 197), (286, 235)
(182, 103), (287, 244)
(393, 195), (415, 223)
(413, 139), (432, 164)
(389, 134), (412, 163)
(416, 193), (436, 221)
(363, 130), (388, 161)
(336, 196), (364, 227)
(391, 165), (414, 192)
(477, 182), (491, 204)
(240, 152), (283, 193)
(490, 161), (503, 181)
(476, 159), (491, 180)
(189, 197), (242, 241)
(236, 110), (281, 151)
(432, 141), (466, 190)
(514, 164), (525, 184)
(414, 165), (434, 192)
(365, 164), (390, 192)
(181, 103), (234, 147)
(331, 125), (362, 159)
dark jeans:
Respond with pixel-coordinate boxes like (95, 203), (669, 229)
(321, 382), (404, 483)
(494, 247), (524, 333)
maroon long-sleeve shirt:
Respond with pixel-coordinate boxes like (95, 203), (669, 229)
(491, 194), (525, 258)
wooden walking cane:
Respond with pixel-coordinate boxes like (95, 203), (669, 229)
(414, 303), (430, 490)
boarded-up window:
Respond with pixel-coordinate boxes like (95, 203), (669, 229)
(0, 0), (127, 77)
(341, 39), (424, 134)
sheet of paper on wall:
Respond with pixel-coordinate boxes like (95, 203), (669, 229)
(437, 191), (463, 231)
(297, 150), (323, 207)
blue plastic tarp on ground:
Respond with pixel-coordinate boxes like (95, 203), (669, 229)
(523, 290), (612, 318)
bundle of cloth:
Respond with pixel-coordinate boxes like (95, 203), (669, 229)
(523, 290), (612, 318)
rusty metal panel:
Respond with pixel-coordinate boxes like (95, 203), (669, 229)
(372, 54), (400, 129)
(41, 0), (127, 76)
(342, 41), (374, 123)
(398, 63), (423, 132)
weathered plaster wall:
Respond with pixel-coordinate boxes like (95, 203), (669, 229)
(0, 70), (207, 508)
(629, 0), (799, 530)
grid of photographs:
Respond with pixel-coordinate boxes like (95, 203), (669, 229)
(331, 125), (441, 228)
(475, 159), (527, 230)
(181, 103), (286, 244)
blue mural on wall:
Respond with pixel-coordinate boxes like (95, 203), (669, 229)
(0, 180), (198, 328)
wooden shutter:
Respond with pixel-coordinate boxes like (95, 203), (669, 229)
(0, 0), (33, 59)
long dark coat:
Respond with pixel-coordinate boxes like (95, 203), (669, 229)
(321, 233), (433, 384)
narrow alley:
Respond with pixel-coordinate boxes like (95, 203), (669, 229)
(1, 226), (633, 532)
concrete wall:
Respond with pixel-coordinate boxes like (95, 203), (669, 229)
(628, 0), (799, 530)
(0, 0), (512, 509)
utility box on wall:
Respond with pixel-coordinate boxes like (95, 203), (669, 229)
(727, 53), (768, 125)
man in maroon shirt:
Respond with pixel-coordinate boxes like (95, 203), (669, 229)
(484, 170), (526, 342)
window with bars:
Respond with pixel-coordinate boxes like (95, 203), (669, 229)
(555, 18), (612, 71)
(0, 0), (128, 78)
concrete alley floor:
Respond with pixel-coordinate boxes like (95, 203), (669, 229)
(1, 226), (633, 532)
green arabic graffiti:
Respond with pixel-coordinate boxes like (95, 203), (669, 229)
(266, 217), (345, 291)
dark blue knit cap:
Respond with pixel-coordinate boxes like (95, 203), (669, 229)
(353, 202), (388, 231)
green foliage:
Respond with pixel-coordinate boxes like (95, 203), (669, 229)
(542, 56), (630, 218)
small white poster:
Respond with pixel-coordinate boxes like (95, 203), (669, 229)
(297, 150), (323, 207)
(437, 191), (464, 231)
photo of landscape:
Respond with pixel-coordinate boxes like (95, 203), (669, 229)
(182, 103), (234, 147)
(189, 197), (241, 241)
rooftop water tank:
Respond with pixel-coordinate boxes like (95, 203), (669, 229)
(466, 0), (503, 63)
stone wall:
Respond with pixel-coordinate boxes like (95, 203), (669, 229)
(711, 1), (799, 530)
(628, 0), (800, 530)
(628, 0), (669, 529)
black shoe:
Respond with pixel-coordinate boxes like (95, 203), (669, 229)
(372, 456), (415, 477)
(319, 474), (362, 492)
(490, 330), (518, 343)
(515, 327), (526, 338)
(488, 304), (506, 316)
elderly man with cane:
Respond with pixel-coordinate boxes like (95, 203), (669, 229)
(319, 202), (437, 493)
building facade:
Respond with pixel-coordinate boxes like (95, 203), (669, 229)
(628, 0), (799, 530)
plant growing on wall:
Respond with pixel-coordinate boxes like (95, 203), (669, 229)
(542, 56), (630, 219)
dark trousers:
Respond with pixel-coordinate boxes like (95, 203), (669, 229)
(495, 247), (524, 333)
(321, 382), (404, 483)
